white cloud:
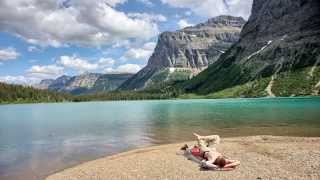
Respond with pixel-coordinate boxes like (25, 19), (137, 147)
(128, 13), (167, 22)
(0, 55), (117, 85)
(143, 42), (157, 50)
(104, 0), (127, 7)
(121, 42), (156, 61)
(0, 75), (40, 85)
(0, 47), (19, 61)
(98, 57), (115, 68)
(57, 55), (99, 72)
(27, 46), (41, 52)
(26, 65), (64, 79)
(178, 19), (193, 29)
(136, 0), (153, 6)
(161, 0), (253, 19)
(0, 0), (159, 47)
(57, 55), (114, 73)
(104, 63), (142, 74)
(111, 40), (131, 49)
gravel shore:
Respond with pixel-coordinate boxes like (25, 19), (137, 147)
(46, 136), (320, 180)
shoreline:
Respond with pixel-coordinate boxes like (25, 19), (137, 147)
(46, 136), (320, 180)
(1, 96), (319, 106)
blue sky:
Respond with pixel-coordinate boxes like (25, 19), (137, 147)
(0, 0), (252, 85)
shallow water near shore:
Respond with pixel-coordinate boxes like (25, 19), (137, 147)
(0, 97), (320, 180)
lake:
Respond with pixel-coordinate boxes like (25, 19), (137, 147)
(0, 97), (320, 180)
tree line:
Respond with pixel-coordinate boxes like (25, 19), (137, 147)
(0, 82), (184, 104)
(0, 83), (73, 104)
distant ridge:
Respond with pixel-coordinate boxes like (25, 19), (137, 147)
(35, 73), (133, 95)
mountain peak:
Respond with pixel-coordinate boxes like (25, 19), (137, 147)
(119, 15), (245, 90)
(205, 15), (246, 27)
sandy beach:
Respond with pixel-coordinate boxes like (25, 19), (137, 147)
(46, 136), (320, 180)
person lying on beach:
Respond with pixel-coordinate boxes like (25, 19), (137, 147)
(180, 133), (240, 170)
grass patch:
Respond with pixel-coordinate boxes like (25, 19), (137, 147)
(272, 67), (320, 96)
(180, 66), (320, 99)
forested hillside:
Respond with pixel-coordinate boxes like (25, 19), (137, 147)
(0, 82), (179, 104)
(0, 83), (72, 104)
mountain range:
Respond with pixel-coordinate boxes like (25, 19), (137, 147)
(35, 73), (133, 95)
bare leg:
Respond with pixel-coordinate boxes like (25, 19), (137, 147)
(193, 133), (220, 147)
(193, 133), (219, 140)
(193, 133), (202, 139)
(224, 160), (240, 168)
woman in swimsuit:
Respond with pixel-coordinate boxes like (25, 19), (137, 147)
(181, 133), (240, 170)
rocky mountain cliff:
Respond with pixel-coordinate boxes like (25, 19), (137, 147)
(119, 15), (245, 90)
(36, 73), (133, 94)
(183, 0), (320, 97)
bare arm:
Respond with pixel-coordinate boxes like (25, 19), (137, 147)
(201, 151), (221, 169)
(201, 160), (219, 169)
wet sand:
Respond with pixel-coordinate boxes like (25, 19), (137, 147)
(46, 136), (320, 180)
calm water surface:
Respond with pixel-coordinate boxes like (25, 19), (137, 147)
(0, 97), (320, 179)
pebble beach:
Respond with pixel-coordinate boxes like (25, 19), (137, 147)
(46, 136), (320, 180)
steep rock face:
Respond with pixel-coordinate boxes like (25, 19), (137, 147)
(119, 15), (245, 90)
(89, 73), (134, 92)
(184, 0), (320, 95)
(64, 73), (101, 91)
(40, 73), (133, 94)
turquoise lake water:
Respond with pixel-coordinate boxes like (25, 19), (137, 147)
(0, 97), (320, 179)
